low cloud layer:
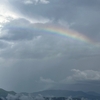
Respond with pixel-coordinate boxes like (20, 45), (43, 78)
(6, 94), (45, 100)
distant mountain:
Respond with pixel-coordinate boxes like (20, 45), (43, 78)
(32, 90), (100, 99)
(0, 88), (16, 97)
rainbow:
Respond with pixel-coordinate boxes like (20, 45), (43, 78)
(34, 25), (95, 45)
(7, 24), (99, 46)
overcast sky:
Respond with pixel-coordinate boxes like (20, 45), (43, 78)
(0, 0), (100, 93)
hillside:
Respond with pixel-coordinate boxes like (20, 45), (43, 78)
(0, 88), (16, 97)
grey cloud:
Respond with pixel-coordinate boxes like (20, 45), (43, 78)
(1, 19), (96, 59)
(0, 40), (9, 49)
(0, 18), (51, 42)
(1, 18), (37, 41)
(0, 20), (100, 92)
(0, 0), (100, 93)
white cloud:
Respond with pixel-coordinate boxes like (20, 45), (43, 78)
(24, 0), (33, 4)
(39, 0), (50, 4)
(40, 77), (55, 83)
(23, 0), (49, 5)
(0, 5), (19, 23)
(71, 69), (100, 80)
(0, 3), (21, 37)
(61, 69), (100, 84)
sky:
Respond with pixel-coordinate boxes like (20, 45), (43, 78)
(0, 0), (100, 93)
